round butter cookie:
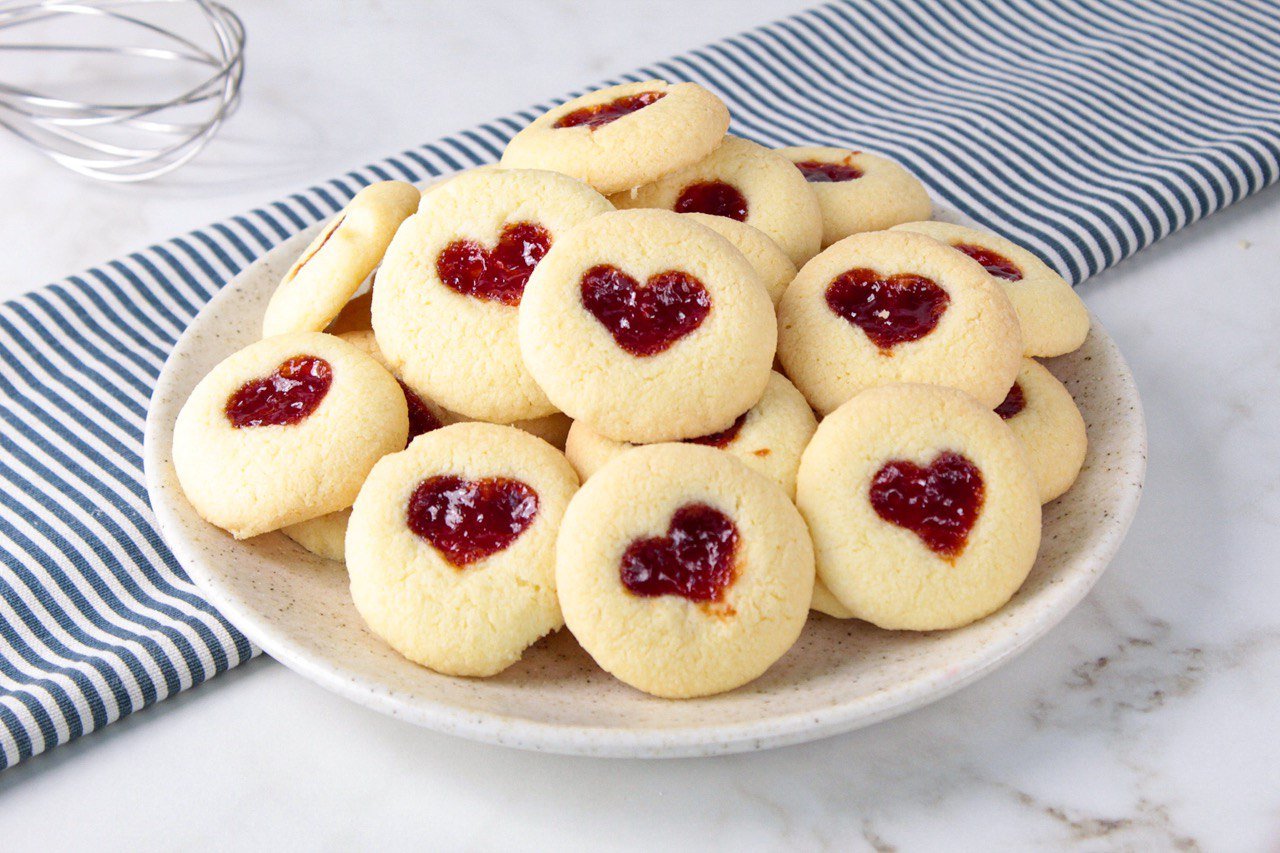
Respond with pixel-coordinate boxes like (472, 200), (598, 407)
(556, 444), (813, 698)
(564, 372), (816, 498)
(173, 332), (408, 539)
(374, 168), (612, 423)
(796, 384), (1041, 631)
(810, 578), (854, 619)
(891, 220), (1089, 357)
(500, 80), (729, 195)
(995, 358), (1088, 503)
(263, 181), (419, 337)
(281, 509), (350, 563)
(679, 212), (796, 304)
(612, 136), (823, 266)
(776, 146), (932, 247)
(777, 229), (1022, 414)
(347, 423), (579, 677)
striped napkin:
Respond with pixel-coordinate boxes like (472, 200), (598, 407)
(2, 0), (1277, 769)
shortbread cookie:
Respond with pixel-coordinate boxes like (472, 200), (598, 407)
(777, 146), (932, 247)
(374, 168), (612, 422)
(796, 384), (1041, 631)
(347, 423), (579, 677)
(810, 578), (854, 619)
(564, 372), (816, 498)
(778, 230), (1022, 414)
(325, 289), (374, 335)
(891, 220), (1089, 357)
(612, 136), (823, 265)
(996, 358), (1088, 503)
(500, 80), (729, 195)
(556, 444), (813, 698)
(263, 181), (419, 337)
(519, 209), (776, 443)
(173, 332), (408, 539)
(679, 213), (796, 304)
(281, 509), (350, 563)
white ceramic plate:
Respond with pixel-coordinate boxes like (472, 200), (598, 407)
(144, 215), (1146, 758)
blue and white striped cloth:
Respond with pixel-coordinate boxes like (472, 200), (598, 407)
(2, 0), (1278, 769)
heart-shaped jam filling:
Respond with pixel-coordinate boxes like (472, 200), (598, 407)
(995, 382), (1026, 420)
(684, 412), (747, 448)
(869, 451), (984, 559)
(554, 91), (665, 129)
(620, 503), (739, 602)
(398, 380), (443, 443)
(436, 222), (552, 306)
(673, 180), (749, 221)
(954, 242), (1023, 281)
(225, 355), (332, 428)
(825, 268), (950, 351)
(794, 159), (863, 183)
(406, 475), (539, 567)
(580, 264), (711, 356)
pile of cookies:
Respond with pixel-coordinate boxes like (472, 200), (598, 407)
(173, 79), (1090, 699)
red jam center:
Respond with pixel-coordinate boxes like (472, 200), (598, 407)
(554, 91), (665, 129)
(398, 380), (443, 443)
(580, 264), (711, 357)
(869, 451), (985, 560)
(794, 159), (863, 183)
(436, 222), (552, 306)
(954, 242), (1023, 281)
(995, 382), (1026, 420)
(225, 355), (332, 428)
(406, 475), (539, 567)
(673, 181), (749, 221)
(620, 503), (739, 602)
(825, 268), (951, 351)
(684, 412), (748, 448)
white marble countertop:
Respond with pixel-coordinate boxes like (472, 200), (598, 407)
(1, 1), (1278, 849)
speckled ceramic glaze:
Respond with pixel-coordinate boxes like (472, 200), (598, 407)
(143, 209), (1147, 758)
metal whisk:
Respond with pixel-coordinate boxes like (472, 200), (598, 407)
(0, 0), (244, 182)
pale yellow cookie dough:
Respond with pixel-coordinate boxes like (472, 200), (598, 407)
(997, 358), (1088, 503)
(556, 444), (814, 698)
(796, 384), (1041, 631)
(500, 80), (729, 195)
(281, 509), (350, 563)
(810, 578), (854, 619)
(777, 230), (1023, 414)
(346, 423), (579, 677)
(678, 213), (796, 304)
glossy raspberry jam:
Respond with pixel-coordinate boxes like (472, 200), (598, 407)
(673, 181), (749, 221)
(825, 268), (950, 351)
(580, 264), (711, 357)
(684, 412), (747, 448)
(436, 222), (552, 306)
(954, 242), (1023, 281)
(995, 382), (1026, 420)
(620, 503), (739, 602)
(794, 159), (863, 182)
(398, 381), (443, 442)
(406, 475), (539, 567)
(554, 91), (665, 129)
(225, 355), (332, 428)
(869, 451), (985, 559)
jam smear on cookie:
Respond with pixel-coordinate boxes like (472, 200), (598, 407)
(398, 380), (444, 442)
(673, 181), (749, 222)
(953, 242), (1023, 281)
(286, 215), (345, 281)
(407, 475), (539, 567)
(620, 503), (739, 602)
(684, 412), (747, 448)
(554, 91), (665, 129)
(436, 222), (552, 306)
(825, 268), (950, 351)
(225, 355), (333, 428)
(869, 451), (984, 560)
(580, 264), (711, 356)
(995, 382), (1027, 420)
(794, 159), (863, 183)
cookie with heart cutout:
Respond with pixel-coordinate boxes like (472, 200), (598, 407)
(776, 146), (933, 248)
(173, 332), (408, 540)
(777, 229), (1023, 415)
(373, 168), (613, 423)
(796, 383), (1041, 631)
(564, 372), (816, 498)
(262, 181), (420, 338)
(556, 443), (813, 698)
(611, 136), (823, 266)
(890, 220), (1089, 357)
(519, 208), (776, 444)
(678, 213), (797, 304)
(994, 358), (1088, 503)
(499, 80), (729, 195)
(346, 422), (579, 677)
